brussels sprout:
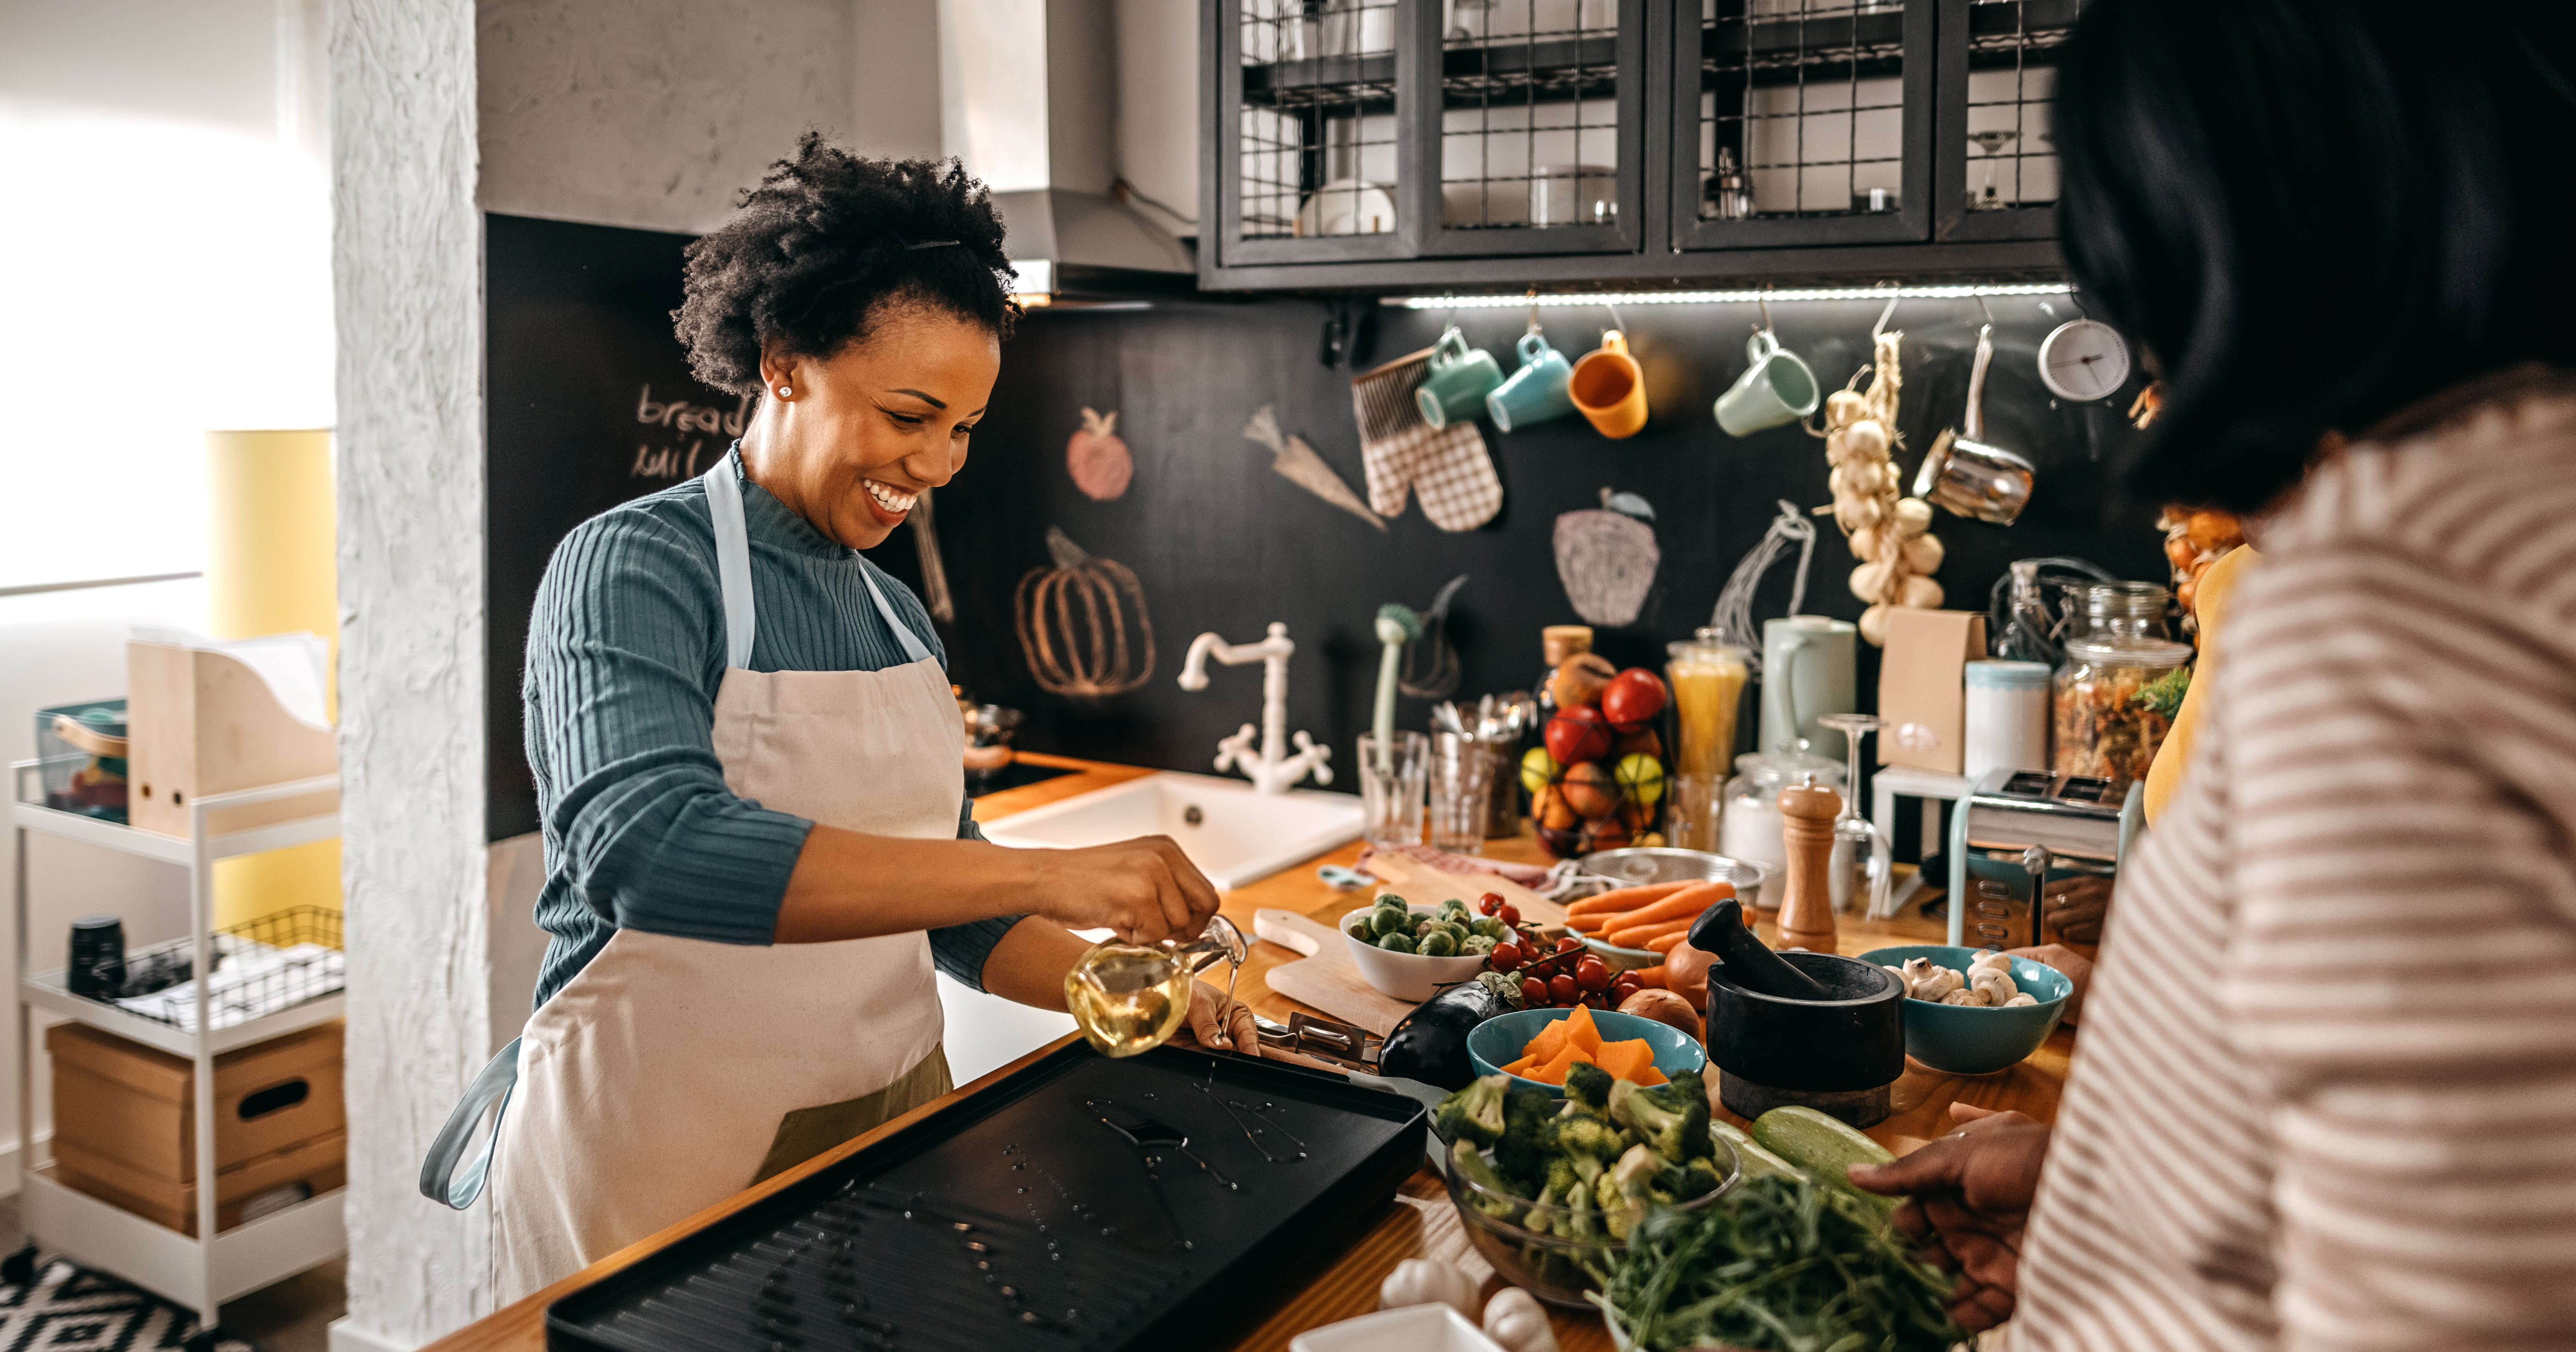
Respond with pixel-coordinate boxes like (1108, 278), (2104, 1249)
(1375, 895), (1410, 913)
(1346, 917), (1375, 941)
(1378, 932), (1419, 954)
(1418, 930), (1459, 957)
(1469, 917), (1509, 941)
(1437, 898), (1471, 920)
(1461, 934), (1498, 956)
(1369, 908), (1412, 937)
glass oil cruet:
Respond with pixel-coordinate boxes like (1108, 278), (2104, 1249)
(1064, 914), (1249, 1058)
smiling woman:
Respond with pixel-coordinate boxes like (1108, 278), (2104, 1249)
(426, 135), (1273, 1304)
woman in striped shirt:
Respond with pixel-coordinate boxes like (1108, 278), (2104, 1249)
(1849, 2), (2576, 1348)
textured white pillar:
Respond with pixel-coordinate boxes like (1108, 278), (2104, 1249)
(330, 0), (494, 1344)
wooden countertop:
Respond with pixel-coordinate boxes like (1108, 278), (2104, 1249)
(425, 756), (2080, 1352)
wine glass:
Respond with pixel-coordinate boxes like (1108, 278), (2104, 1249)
(1969, 130), (2020, 211)
(1064, 914), (1249, 1058)
(1814, 713), (1889, 914)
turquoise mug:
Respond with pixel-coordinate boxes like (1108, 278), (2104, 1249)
(1714, 330), (1821, 437)
(1414, 327), (1505, 429)
(1484, 332), (1576, 432)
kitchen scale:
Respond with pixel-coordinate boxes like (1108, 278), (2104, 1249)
(1945, 768), (2145, 949)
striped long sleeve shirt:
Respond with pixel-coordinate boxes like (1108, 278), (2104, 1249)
(2017, 370), (2576, 1351)
(521, 455), (1020, 1010)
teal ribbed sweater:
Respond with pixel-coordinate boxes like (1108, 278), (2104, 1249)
(522, 450), (1019, 1010)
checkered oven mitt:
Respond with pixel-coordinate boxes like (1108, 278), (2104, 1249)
(1350, 348), (1504, 532)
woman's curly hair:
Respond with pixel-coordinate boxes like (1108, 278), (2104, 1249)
(673, 132), (1020, 396)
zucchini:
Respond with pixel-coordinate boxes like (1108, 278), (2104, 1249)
(1751, 1106), (1900, 1218)
(1712, 1122), (1806, 1182)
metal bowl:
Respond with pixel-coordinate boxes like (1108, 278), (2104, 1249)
(1576, 847), (1770, 894)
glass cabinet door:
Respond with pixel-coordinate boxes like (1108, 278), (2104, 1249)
(1936, 0), (2082, 240)
(1671, 0), (1935, 249)
(1413, 0), (1646, 256)
(1217, 0), (1422, 265)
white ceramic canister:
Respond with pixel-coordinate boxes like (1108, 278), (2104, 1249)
(1719, 745), (1845, 910)
(1964, 659), (2052, 780)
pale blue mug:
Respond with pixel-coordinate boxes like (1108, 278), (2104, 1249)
(1414, 327), (1505, 429)
(1484, 332), (1577, 432)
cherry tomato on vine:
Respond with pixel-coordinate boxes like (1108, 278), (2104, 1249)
(1498, 904), (1521, 927)
(1557, 936), (1584, 954)
(1574, 956), (1612, 992)
(1480, 892), (1505, 916)
(1549, 974), (1580, 1004)
(1521, 976), (1549, 1006)
(1489, 942), (1522, 971)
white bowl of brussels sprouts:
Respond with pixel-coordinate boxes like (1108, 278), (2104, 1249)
(1342, 896), (1514, 1003)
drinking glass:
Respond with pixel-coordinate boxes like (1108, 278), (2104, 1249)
(1428, 732), (1494, 854)
(1358, 731), (1428, 848)
(1666, 772), (1724, 852)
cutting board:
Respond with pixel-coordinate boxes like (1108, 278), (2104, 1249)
(1363, 852), (1569, 930)
(1253, 909), (1416, 1036)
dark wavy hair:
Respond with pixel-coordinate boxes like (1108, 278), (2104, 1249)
(673, 133), (1020, 396)
(2058, 0), (2576, 513)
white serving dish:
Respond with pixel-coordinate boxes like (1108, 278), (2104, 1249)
(1289, 1303), (1502, 1352)
(979, 770), (1363, 891)
(1341, 901), (1494, 1003)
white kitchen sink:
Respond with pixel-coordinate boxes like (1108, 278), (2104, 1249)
(977, 770), (1364, 892)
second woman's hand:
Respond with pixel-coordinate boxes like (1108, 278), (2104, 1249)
(1846, 1103), (2051, 1332)
(1027, 835), (1222, 945)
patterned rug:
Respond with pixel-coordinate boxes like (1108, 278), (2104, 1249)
(0, 1251), (261, 1351)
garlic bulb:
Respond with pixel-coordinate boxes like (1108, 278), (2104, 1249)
(1891, 497), (1934, 537)
(1900, 531), (1944, 574)
(1824, 388), (1869, 430)
(1483, 1287), (1560, 1352)
(1898, 574), (1945, 609)
(1380, 1258), (1480, 1321)
(1858, 603), (1891, 647)
(1843, 418), (1890, 461)
(1850, 561), (1893, 604)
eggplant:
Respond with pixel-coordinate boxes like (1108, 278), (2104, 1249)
(1377, 978), (1511, 1090)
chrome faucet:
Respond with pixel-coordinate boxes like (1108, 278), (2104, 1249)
(1177, 622), (1333, 794)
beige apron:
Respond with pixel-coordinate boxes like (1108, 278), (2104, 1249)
(481, 456), (964, 1301)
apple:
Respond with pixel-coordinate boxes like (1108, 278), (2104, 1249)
(1548, 653), (1617, 710)
(1600, 667), (1669, 731)
(1561, 761), (1619, 819)
(1544, 707), (1614, 764)
(1614, 727), (1663, 759)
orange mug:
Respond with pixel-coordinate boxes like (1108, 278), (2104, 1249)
(1570, 329), (1647, 438)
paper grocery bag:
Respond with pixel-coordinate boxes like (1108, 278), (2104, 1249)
(1878, 609), (1987, 773)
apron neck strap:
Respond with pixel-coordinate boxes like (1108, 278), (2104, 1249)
(702, 451), (758, 669)
(707, 448), (937, 669)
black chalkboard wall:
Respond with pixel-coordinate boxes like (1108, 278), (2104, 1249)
(484, 213), (2167, 843)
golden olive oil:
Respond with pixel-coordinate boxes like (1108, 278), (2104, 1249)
(1065, 944), (1193, 1058)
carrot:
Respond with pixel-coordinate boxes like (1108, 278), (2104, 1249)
(1647, 932), (1689, 954)
(1630, 965), (1667, 988)
(1565, 882), (1692, 920)
(1596, 881), (1736, 932)
(1604, 917), (1695, 949)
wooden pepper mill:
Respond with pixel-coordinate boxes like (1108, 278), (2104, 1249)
(1775, 773), (1843, 953)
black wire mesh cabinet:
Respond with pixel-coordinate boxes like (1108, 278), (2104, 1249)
(1668, 0), (1934, 250)
(1934, 0), (2082, 242)
(1417, 0), (1648, 257)
(1199, 0), (2070, 288)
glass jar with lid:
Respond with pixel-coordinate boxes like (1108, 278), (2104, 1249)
(2060, 580), (2176, 644)
(1719, 744), (1845, 910)
(1666, 629), (1751, 780)
(2052, 633), (2194, 784)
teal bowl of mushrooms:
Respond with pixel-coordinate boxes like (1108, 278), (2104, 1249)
(1859, 945), (2073, 1075)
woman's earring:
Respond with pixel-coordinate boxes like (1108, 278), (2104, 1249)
(776, 385), (792, 399)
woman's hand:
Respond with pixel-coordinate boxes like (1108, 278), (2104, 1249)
(2040, 874), (2114, 944)
(1167, 978), (1262, 1056)
(1847, 1104), (2051, 1333)
(1026, 836), (1223, 945)
(2004, 943), (2095, 1025)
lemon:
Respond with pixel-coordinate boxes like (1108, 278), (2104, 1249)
(1614, 753), (1665, 806)
(1519, 747), (1560, 796)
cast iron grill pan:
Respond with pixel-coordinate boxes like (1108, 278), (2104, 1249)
(545, 1042), (1425, 1351)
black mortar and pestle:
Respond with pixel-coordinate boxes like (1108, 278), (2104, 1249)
(1687, 898), (1906, 1128)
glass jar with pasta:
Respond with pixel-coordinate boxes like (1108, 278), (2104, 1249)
(2052, 635), (2194, 785)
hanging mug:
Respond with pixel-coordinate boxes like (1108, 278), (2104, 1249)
(1485, 331), (1576, 432)
(1570, 329), (1648, 438)
(1714, 330), (1821, 437)
(1414, 327), (1504, 429)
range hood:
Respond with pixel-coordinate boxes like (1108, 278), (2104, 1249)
(939, 0), (1195, 300)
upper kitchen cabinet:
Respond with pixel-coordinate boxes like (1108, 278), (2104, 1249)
(1934, 0), (2082, 242)
(1668, 0), (1933, 251)
(1199, 0), (2070, 290)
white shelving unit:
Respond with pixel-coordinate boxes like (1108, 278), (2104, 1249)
(9, 758), (347, 1338)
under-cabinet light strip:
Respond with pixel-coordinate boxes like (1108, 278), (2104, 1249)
(1383, 283), (2073, 309)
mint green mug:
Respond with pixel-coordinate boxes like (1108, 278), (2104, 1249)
(1415, 327), (1504, 429)
(1714, 330), (1821, 437)
(1483, 332), (1576, 432)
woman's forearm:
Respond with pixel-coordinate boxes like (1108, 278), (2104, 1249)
(772, 825), (1043, 942)
(976, 916), (1096, 1010)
